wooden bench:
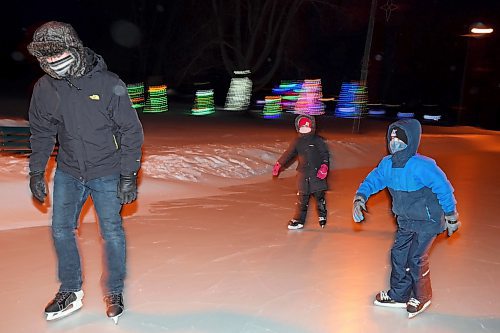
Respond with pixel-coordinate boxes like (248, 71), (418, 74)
(0, 126), (31, 155)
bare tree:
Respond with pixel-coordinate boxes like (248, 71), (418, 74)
(209, 0), (338, 91)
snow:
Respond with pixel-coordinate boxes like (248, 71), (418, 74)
(0, 112), (499, 332)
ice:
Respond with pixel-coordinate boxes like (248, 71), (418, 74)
(0, 114), (499, 332)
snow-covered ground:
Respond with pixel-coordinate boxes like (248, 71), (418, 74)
(0, 111), (499, 332)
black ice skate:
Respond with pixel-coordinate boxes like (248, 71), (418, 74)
(45, 290), (84, 321)
(407, 297), (431, 318)
(104, 293), (124, 324)
(373, 290), (407, 308)
(288, 219), (304, 230)
(319, 217), (327, 228)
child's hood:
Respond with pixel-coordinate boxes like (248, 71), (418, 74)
(387, 118), (422, 165)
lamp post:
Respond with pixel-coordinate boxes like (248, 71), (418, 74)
(458, 23), (493, 124)
(352, 0), (378, 133)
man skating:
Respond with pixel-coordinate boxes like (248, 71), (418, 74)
(27, 21), (144, 324)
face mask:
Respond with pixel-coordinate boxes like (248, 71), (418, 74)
(298, 126), (312, 134)
(389, 138), (408, 154)
(48, 53), (76, 77)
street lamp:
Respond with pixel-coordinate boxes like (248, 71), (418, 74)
(468, 22), (494, 36)
(457, 22), (493, 124)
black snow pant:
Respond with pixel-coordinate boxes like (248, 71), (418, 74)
(387, 225), (436, 303)
(292, 190), (327, 223)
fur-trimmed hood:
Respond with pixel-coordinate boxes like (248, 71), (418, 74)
(27, 21), (87, 79)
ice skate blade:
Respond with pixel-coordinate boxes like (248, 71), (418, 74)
(287, 225), (304, 230)
(374, 300), (407, 308)
(407, 300), (431, 319)
(46, 300), (83, 321)
(110, 313), (123, 325)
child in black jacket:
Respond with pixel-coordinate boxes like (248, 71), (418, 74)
(273, 115), (330, 229)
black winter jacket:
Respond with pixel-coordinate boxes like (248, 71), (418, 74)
(278, 134), (330, 194)
(29, 49), (144, 180)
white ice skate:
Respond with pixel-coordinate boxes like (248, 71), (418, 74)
(45, 290), (84, 321)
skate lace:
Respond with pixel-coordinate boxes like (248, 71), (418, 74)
(407, 298), (420, 307)
(54, 292), (72, 303)
(104, 294), (122, 305)
(379, 291), (391, 301)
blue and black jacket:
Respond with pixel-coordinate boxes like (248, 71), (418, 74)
(355, 119), (456, 234)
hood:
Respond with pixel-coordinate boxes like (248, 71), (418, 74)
(27, 21), (87, 79)
(295, 114), (316, 135)
(84, 48), (107, 76)
(387, 118), (421, 167)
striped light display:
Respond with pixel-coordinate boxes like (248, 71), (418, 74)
(262, 96), (282, 119)
(144, 85), (168, 113)
(127, 83), (145, 109)
(334, 82), (368, 118)
(191, 89), (215, 116)
(272, 80), (303, 112)
(224, 70), (252, 111)
(294, 79), (325, 116)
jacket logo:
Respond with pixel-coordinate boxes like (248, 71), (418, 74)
(89, 94), (100, 101)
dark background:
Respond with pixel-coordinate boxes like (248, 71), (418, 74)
(2, 0), (499, 129)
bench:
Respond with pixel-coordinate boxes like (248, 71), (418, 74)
(0, 126), (32, 155)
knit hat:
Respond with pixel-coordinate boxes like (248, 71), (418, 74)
(298, 116), (311, 128)
(295, 115), (314, 134)
(390, 126), (408, 144)
(27, 21), (87, 79)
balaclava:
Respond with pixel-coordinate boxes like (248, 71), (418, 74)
(27, 21), (87, 79)
(389, 126), (408, 154)
(387, 119), (422, 168)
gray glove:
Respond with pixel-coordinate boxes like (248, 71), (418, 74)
(29, 170), (47, 203)
(445, 212), (461, 237)
(352, 195), (367, 223)
(117, 173), (138, 204)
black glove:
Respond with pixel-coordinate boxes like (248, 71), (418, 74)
(29, 170), (47, 203)
(445, 212), (461, 237)
(117, 173), (138, 204)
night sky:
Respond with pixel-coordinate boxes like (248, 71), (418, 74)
(2, 0), (499, 128)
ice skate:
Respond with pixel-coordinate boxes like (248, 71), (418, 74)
(288, 219), (304, 230)
(104, 293), (124, 324)
(407, 298), (431, 318)
(319, 217), (327, 228)
(45, 290), (84, 321)
(373, 290), (407, 308)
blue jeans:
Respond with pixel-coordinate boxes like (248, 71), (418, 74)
(52, 169), (125, 295)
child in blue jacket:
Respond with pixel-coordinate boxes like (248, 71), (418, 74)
(352, 118), (460, 318)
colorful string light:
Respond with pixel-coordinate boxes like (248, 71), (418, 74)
(192, 89), (215, 116)
(224, 70), (252, 111)
(294, 79), (325, 116)
(143, 84), (168, 113)
(334, 81), (368, 118)
(126, 83), (145, 109)
(272, 80), (303, 112)
(262, 96), (282, 119)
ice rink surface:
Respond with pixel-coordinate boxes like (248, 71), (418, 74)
(1, 113), (499, 332)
